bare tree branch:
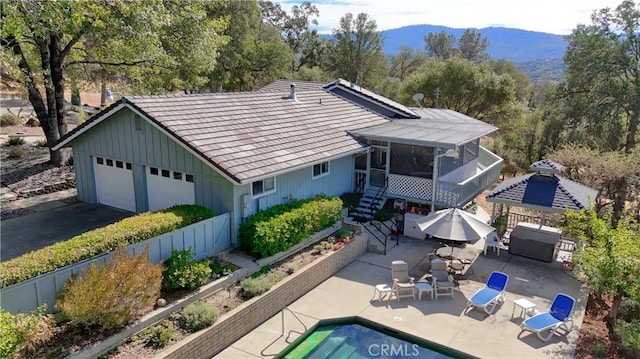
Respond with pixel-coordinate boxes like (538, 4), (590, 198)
(65, 59), (153, 67)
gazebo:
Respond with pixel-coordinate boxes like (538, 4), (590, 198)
(486, 159), (598, 228)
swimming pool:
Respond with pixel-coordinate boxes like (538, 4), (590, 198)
(277, 318), (475, 359)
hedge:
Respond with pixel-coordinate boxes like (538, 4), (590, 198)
(0, 205), (215, 288)
(240, 195), (342, 257)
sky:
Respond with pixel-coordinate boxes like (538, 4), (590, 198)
(280, 0), (626, 35)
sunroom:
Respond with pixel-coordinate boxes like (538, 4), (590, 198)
(350, 108), (503, 208)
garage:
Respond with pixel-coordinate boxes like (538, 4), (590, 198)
(94, 156), (136, 212)
(147, 166), (195, 211)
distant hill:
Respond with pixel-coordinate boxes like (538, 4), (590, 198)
(380, 24), (567, 63)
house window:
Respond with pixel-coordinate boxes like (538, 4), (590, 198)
(252, 177), (275, 197)
(126, 163), (132, 170)
(161, 169), (170, 178)
(173, 172), (182, 180)
(150, 167), (158, 175)
(134, 115), (143, 132)
(106, 159), (113, 166)
(115, 160), (123, 168)
(312, 161), (330, 179)
(186, 174), (194, 183)
(97, 157), (104, 165)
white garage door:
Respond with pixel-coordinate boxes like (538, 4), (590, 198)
(147, 166), (195, 211)
(94, 157), (136, 212)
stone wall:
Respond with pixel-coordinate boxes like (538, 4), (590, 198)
(155, 232), (368, 359)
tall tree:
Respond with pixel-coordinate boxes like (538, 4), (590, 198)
(424, 31), (457, 59)
(458, 29), (490, 63)
(327, 12), (386, 87)
(400, 57), (517, 124)
(563, 0), (640, 153)
(209, 0), (290, 91)
(389, 46), (427, 81)
(1, 0), (227, 165)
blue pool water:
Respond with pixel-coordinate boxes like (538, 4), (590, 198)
(277, 320), (473, 359)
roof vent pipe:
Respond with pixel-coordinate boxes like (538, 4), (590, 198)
(289, 83), (297, 100)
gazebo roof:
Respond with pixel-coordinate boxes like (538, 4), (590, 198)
(486, 173), (598, 213)
(529, 159), (564, 174)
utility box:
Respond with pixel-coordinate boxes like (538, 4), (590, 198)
(403, 213), (427, 239)
(509, 222), (562, 263)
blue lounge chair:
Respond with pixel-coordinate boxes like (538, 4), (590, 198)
(520, 293), (575, 342)
(465, 271), (509, 314)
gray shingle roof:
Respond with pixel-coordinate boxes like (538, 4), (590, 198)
(257, 79), (325, 93)
(349, 109), (498, 148)
(324, 79), (419, 119)
(486, 173), (598, 213)
(67, 89), (389, 184)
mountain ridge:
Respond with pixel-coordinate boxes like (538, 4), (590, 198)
(379, 24), (568, 62)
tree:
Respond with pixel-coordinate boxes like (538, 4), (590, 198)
(424, 31), (457, 59)
(208, 0), (290, 91)
(326, 12), (387, 87)
(1, 0), (228, 165)
(400, 57), (517, 124)
(548, 146), (640, 226)
(389, 46), (427, 81)
(562, 208), (640, 323)
(563, 0), (640, 153)
(458, 29), (489, 63)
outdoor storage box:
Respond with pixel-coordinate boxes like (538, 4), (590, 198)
(509, 222), (562, 263)
(403, 213), (427, 239)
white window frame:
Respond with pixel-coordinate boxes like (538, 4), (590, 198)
(312, 161), (330, 179)
(251, 177), (276, 198)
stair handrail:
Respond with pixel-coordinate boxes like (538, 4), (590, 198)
(351, 208), (387, 251)
(368, 177), (389, 224)
(260, 307), (308, 356)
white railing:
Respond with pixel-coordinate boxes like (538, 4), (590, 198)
(0, 213), (232, 314)
(385, 147), (503, 206)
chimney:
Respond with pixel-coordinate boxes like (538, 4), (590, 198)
(289, 83), (297, 100)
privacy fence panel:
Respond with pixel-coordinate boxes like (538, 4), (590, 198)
(1, 213), (232, 314)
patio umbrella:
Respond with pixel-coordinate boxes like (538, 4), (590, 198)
(415, 208), (496, 257)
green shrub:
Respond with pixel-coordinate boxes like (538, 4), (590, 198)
(209, 252), (236, 277)
(620, 298), (640, 322)
(180, 301), (219, 333)
(241, 271), (286, 298)
(57, 247), (162, 331)
(251, 265), (271, 279)
(162, 249), (212, 290)
(5, 136), (25, 146)
(7, 147), (24, 158)
(590, 342), (606, 357)
(34, 139), (48, 147)
(0, 205), (215, 288)
(148, 325), (174, 347)
(0, 304), (54, 358)
(240, 195), (342, 257)
(0, 113), (21, 127)
(615, 319), (640, 358)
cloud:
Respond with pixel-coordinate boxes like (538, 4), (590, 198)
(280, 0), (625, 35)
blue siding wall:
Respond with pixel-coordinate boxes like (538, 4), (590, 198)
(71, 107), (234, 215)
(236, 155), (354, 225)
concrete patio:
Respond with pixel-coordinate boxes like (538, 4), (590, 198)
(218, 235), (587, 358)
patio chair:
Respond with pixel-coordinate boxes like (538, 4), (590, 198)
(430, 259), (455, 299)
(520, 293), (575, 342)
(391, 260), (416, 300)
(465, 271), (509, 314)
